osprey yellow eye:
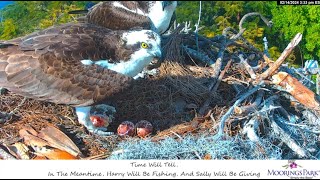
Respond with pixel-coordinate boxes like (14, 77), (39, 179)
(141, 42), (149, 49)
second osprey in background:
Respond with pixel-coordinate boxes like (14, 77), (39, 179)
(69, 1), (177, 35)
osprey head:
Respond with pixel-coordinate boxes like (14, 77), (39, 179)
(121, 29), (162, 60)
(104, 29), (162, 77)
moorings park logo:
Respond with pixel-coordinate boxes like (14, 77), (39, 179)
(267, 160), (320, 178)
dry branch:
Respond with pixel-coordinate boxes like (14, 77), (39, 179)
(270, 117), (308, 158)
(217, 82), (264, 136)
(257, 33), (302, 81)
(234, 12), (272, 40)
(234, 90), (264, 115)
(199, 60), (232, 116)
(239, 54), (257, 79)
(260, 96), (309, 158)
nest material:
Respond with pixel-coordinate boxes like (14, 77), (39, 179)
(107, 60), (233, 132)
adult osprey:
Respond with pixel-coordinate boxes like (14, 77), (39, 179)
(69, 1), (177, 35)
(0, 22), (162, 135)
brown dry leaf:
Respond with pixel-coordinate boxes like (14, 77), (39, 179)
(19, 129), (51, 148)
(35, 147), (79, 160)
(37, 125), (83, 158)
(21, 126), (38, 136)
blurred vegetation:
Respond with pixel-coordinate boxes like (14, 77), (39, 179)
(0, 1), (88, 39)
(0, 1), (319, 65)
(176, 1), (320, 65)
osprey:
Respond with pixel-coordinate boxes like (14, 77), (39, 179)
(0, 22), (162, 135)
(69, 1), (177, 34)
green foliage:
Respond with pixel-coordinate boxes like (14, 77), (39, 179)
(176, 1), (277, 58)
(271, 5), (320, 60)
(0, 18), (16, 40)
(176, 1), (320, 63)
(0, 1), (90, 39)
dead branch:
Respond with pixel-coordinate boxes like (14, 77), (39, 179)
(210, 35), (227, 77)
(238, 54), (257, 79)
(234, 90), (264, 115)
(270, 117), (309, 158)
(198, 60), (233, 116)
(234, 12), (272, 40)
(260, 96), (309, 158)
(183, 45), (215, 65)
(257, 33), (302, 81)
(212, 59), (233, 92)
(217, 82), (264, 136)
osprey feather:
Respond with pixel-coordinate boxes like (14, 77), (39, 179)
(0, 22), (162, 135)
(69, 1), (177, 35)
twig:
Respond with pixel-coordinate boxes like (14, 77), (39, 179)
(270, 117), (308, 158)
(257, 33), (302, 81)
(0, 97), (27, 123)
(260, 96), (309, 158)
(238, 54), (257, 79)
(233, 12), (272, 40)
(195, 1), (202, 51)
(217, 82), (264, 136)
(302, 110), (320, 126)
(183, 46), (215, 65)
(9, 97), (27, 116)
(228, 41), (263, 55)
(234, 90), (264, 115)
(275, 117), (320, 134)
(198, 60), (232, 116)
(210, 35), (227, 77)
(222, 26), (262, 55)
(211, 59), (232, 92)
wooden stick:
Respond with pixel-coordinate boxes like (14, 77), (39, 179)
(261, 96), (309, 158)
(238, 54), (257, 79)
(198, 59), (232, 116)
(258, 33), (302, 80)
(217, 82), (264, 136)
(270, 117), (308, 158)
(211, 59), (232, 92)
(234, 90), (264, 115)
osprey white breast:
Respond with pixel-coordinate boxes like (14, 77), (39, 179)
(148, 1), (177, 34)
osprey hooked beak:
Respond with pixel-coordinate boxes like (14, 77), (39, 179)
(153, 49), (163, 61)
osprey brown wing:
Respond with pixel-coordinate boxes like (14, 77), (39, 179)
(0, 23), (133, 107)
